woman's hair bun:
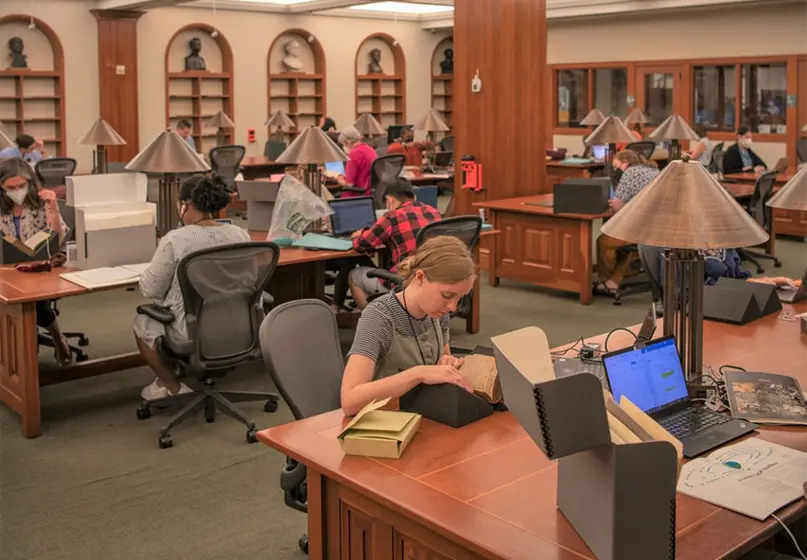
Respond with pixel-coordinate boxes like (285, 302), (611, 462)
(189, 174), (231, 214)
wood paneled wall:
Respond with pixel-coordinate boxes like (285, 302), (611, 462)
(453, 0), (548, 214)
(92, 10), (142, 163)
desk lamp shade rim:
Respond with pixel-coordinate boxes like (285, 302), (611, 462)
(0, 123), (14, 150)
(353, 113), (385, 136)
(77, 118), (127, 146)
(766, 165), (807, 211)
(206, 110), (236, 129)
(624, 108), (649, 125)
(647, 114), (700, 142)
(600, 160), (769, 249)
(413, 108), (450, 133)
(580, 108), (606, 126)
(274, 126), (348, 164)
(584, 116), (636, 146)
(265, 110), (295, 131)
(125, 130), (210, 173)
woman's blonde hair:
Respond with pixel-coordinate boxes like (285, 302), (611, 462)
(397, 235), (475, 287)
(614, 149), (658, 169)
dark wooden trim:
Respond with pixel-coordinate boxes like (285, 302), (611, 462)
(91, 9), (143, 21)
(354, 32), (407, 124)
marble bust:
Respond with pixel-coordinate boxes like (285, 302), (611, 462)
(368, 48), (383, 74)
(282, 39), (304, 72)
(184, 37), (207, 71)
(440, 47), (453, 75)
(8, 37), (27, 69)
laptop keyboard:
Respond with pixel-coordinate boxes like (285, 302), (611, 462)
(659, 409), (731, 439)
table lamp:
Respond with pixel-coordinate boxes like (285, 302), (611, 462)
(0, 122), (15, 151)
(767, 164), (807, 212)
(77, 118), (126, 174)
(584, 115), (636, 181)
(647, 114), (699, 162)
(206, 110), (236, 147)
(353, 113), (385, 143)
(624, 108), (649, 126)
(265, 110), (295, 143)
(414, 108), (450, 169)
(580, 108), (605, 127)
(275, 125), (347, 196)
(126, 129), (210, 235)
(601, 159), (768, 380)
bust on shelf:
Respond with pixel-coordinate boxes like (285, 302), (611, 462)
(184, 37), (207, 71)
(440, 48), (453, 75)
(282, 39), (304, 72)
(8, 37), (28, 69)
(368, 48), (383, 74)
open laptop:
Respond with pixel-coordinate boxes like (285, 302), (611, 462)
(592, 145), (608, 161)
(435, 151), (453, 167)
(328, 196), (376, 238)
(772, 157), (789, 173)
(603, 336), (757, 458)
(324, 161), (345, 179)
(778, 267), (807, 304)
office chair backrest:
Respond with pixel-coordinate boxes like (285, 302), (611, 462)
(624, 141), (655, 159)
(414, 185), (439, 212)
(417, 215), (483, 252)
(264, 140), (286, 161)
(35, 158), (77, 188)
(371, 154), (406, 210)
(797, 138), (807, 164)
(638, 245), (664, 300)
(177, 241), (280, 369)
(708, 144), (724, 174)
(440, 136), (455, 152)
(259, 299), (343, 420)
(56, 200), (77, 243)
(748, 171), (779, 228)
(209, 145), (246, 180)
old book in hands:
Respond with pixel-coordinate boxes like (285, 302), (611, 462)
(4, 230), (54, 256)
(459, 354), (502, 404)
(724, 371), (807, 425)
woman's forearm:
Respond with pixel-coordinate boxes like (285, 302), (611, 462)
(342, 367), (422, 416)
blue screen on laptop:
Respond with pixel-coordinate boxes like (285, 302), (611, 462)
(603, 337), (689, 415)
(592, 145), (607, 160)
(325, 161), (345, 175)
(329, 197), (376, 236)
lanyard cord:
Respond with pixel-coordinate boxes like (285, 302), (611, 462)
(400, 289), (437, 366)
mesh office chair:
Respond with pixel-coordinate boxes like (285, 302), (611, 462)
(738, 171), (782, 273)
(35, 158), (77, 194)
(209, 145), (246, 191)
(611, 244), (655, 306)
(259, 299), (344, 555)
(135, 242), (281, 449)
(708, 143), (725, 175)
(340, 154), (406, 209)
(638, 245), (665, 318)
(624, 141), (655, 159)
(440, 136), (455, 152)
(798, 138), (807, 164)
(264, 140), (286, 161)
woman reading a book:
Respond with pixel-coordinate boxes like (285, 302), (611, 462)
(340, 235), (476, 416)
(0, 157), (71, 365)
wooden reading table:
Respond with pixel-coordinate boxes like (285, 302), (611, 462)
(723, 171), (807, 242)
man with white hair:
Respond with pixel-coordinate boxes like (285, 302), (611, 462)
(335, 126), (377, 198)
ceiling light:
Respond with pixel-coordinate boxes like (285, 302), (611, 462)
(349, 2), (454, 15)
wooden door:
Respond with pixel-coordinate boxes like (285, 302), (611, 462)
(636, 64), (685, 127)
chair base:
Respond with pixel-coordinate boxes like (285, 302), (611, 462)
(37, 332), (89, 362)
(613, 278), (654, 306)
(299, 534), (308, 554)
(738, 248), (782, 274)
(64, 331), (89, 346)
(137, 378), (279, 449)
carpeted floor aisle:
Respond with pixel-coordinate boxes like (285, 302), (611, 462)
(1, 239), (804, 560)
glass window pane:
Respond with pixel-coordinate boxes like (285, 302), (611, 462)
(644, 73), (674, 126)
(742, 63), (787, 134)
(693, 65), (737, 132)
(593, 68), (628, 117)
(557, 69), (589, 128)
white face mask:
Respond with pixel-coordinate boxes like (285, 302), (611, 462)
(5, 187), (28, 206)
(741, 137), (753, 148)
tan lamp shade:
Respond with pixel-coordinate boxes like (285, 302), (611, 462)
(767, 165), (807, 211)
(624, 108), (649, 125)
(206, 110), (236, 129)
(647, 114), (699, 142)
(414, 109), (450, 133)
(580, 109), (606, 127)
(803, 123), (807, 132)
(353, 113), (385, 136)
(126, 129), (210, 173)
(601, 160), (769, 249)
(585, 115), (636, 146)
(265, 110), (295, 131)
(275, 126), (348, 165)
(0, 123), (14, 150)
(77, 118), (126, 146)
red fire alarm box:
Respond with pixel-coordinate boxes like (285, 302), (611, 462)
(461, 156), (483, 191)
(247, 128), (256, 143)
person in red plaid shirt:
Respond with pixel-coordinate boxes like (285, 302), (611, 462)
(347, 177), (441, 309)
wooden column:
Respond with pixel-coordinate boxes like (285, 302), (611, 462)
(453, 0), (548, 214)
(92, 10), (143, 162)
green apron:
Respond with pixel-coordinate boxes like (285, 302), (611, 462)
(374, 301), (444, 381)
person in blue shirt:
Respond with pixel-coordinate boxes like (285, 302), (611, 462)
(722, 127), (767, 175)
(0, 134), (49, 164)
(176, 119), (196, 152)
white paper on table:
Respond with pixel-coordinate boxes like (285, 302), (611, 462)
(120, 263), (151, 275)
(61, 267), (140, 289)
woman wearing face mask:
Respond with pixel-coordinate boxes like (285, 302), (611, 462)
(722, 127), (767, 175)
(341, 235), (475, 416)
(133, 174), (250, 400)
(0, 158), (71, 365)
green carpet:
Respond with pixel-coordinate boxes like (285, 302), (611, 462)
(1, 239), (804, 560)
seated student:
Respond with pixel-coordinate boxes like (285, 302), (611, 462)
(386, 128), (432, 167)
(176, 119), (196, 152)
(722, 127), (767, 175)
(0, 158), (71, 365)
(346, 178), (441, 310)
(615, 123), (644, 152)
(134, 175), (251, 400)
(0, 134), (49, 164)
(702, 249), (750, 285)
(320, 116), (340, 145)
(340, 235), (475, 416)
(687, 123), (715, 168)
(335, 127), (377, 198)
(595, 150), (659, 295)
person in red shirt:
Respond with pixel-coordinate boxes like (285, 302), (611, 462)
(347, 178), (441, 309)
(386, 128), (432, 167)
(336, 126), (377, 198)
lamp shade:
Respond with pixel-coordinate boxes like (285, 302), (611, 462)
(624, 108), (649, 125)
(126, 129), (210, 173)
(265, 110), (295, 131)
(601, 160), (769, 249)
(206, 110), (235, 129)
(353, 113), (385, 136)
(77, 118), (126, 146)
(275, 126), (348, 165)
(0, 123), (14, 150)
(767, 165), (807, 211)
(580, 109), (606, 127)
(413, 109), (450, 133)
(584, 115), (636, 146)
(647, 114), (699, 142)
(803, 123), (807, 132)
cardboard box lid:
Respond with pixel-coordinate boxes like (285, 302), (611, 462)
(338, 398), (419, 437)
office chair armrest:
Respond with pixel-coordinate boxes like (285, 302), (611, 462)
(340, 185), (366, 193)
(136, 304), (175, 324)
(262, 291), (275, 309)
(365, 269), (402, 284)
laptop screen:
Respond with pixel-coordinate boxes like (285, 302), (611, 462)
(603, 337), (689, 415)
(325, 161), (345, 175)
(592, 145), (607, 160)
(329, 197), (376, 236)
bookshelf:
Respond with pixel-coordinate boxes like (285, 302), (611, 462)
(355, 33), (406, 127)
(164, 24), (234, 155)
(0, 15), (66, 157)
(431, 37), (454, 130)
(267, 29), (326, 144)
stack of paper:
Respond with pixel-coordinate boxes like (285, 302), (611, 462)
(61, 263), (151, 289)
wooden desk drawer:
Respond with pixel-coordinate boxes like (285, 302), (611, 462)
(773, 209), (807, 237)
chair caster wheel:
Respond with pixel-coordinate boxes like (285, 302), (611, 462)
(264, 399), (278, 413)
(299, 535), (309, 554)
(78, 337), (89, 347)
(246, 428), (258, 444)
(158, 435), (173, 449)
(76, 353), (89, 363)
(136, 406), (151, 420)
(756, 266), (765, 274)
(773, 260), (782, 268)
